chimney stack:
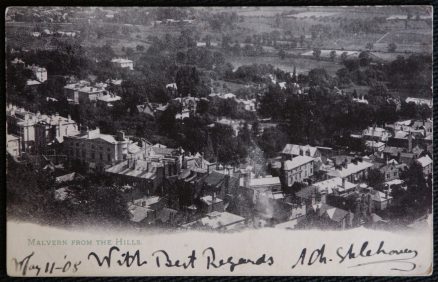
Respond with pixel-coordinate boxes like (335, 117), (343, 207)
(116, 130), (125, 141)
(408, 131), (413, 153)
(243, 171), (251, 188)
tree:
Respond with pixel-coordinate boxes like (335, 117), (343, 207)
(278, 49), (286, 60)
(396, 161), (431, 217)
(388, 42), (397, 52)
(366, 168), (385, 189)
(136, 44), (145, 52)
(340, 51), (348, 62)
(329, 50), (336, 61)
(125, 47), (134, 56)
(312, 48), (321, 60)
(358, 51), (371, 66)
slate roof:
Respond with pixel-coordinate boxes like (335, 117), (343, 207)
(282, 144), (319, 157)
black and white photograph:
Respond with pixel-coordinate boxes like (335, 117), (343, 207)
(5, 6), (433, 276)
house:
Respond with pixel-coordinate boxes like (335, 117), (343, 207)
(235, 98), (257, 112)
(26, 79), (41, 87)
(166, 83), (177, 89)
(379, 160), (402, 182)
(313, 177), (357, 196)
(111, 58), (134, 70)
(295, 187), (353, 229)
(55, 172), (85, 185)
(416, 155), (432, 176)
(34, 113), (80, 153)
(362, 126), (391, 142)
(215, 118), (249, 136)
(6, 134), (21, 157)
(137, 103), (168, 118)
(6, 105), (72, 152)
(387, 130), (416, 150)
(128, 196), (167, 224)
(371, 190), (392, 211)
(106, 79), (123, 86)
(352, 96), (368, 104)
(281, 156), (315, 187)
(96, 92), (122, 107)
(209, 92), (236, 100)
(382, 146), (405, 160)
(405, 97), (432, 108)
(317, 204), (352, 229)
(240, 173), (282, 192)
(64, 128), (131, 171)
(364, 140), (385, 152)
(182, 211), (246, 231)
(326, 158), (373, 183)
(106, 155), (180, 196)
(199, 195), (224, 213)
(11, 58), (25, 67)
(202, 171), (231, 200)
(26, 64), (47, 82)
(64, 81), (106, 104)
(281, 144), (321, 160)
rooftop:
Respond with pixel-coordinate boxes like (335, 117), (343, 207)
(283, 155), (314, 170)
(417, 155), (432, 168)
(111, 58), (133, 63)
(183, 211), (245, 229)
(313, 177), (356, 194)
(282, 144), (318, 157)
(200, 195), (223, 206)
(239, 175), (281, 188)
(327, 160), (373, 179)
(69, 128), (127, 144)
(106, 159), (159, 179)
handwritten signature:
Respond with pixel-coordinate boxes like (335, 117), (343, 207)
(291, 240), (418, 272)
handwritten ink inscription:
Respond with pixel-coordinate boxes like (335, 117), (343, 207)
(10, 240), (419, 276)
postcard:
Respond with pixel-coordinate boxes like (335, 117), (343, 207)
(5, 6), (433, 276)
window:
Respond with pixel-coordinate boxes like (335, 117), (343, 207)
(91, 145), (95, 149)
(310, 168), (313, 174)
(386, 173), (390, 179)
(76, 142), (79, 147)
(107, 148), (110, 152)
(99, 153), (103, 160)
(82, 150), (86, 158)
(91, 152), (95, 159)
(107, 154), (111, 162)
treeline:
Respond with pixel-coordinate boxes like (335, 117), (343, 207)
(336, 53), (432, 96)
(257, 82), (431, 151)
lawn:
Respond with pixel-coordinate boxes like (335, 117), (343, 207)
(226, 54), (343, 76)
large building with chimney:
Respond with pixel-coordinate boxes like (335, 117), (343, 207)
(63, 128), (132, 171)
(282, 155), (315, 187)
(326, 158), (373, 183)
(34, 113), (79, 152)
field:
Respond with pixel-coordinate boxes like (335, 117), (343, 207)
(226, 54), (343, 76)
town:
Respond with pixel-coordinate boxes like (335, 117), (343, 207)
(6, 7), (432, 232)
